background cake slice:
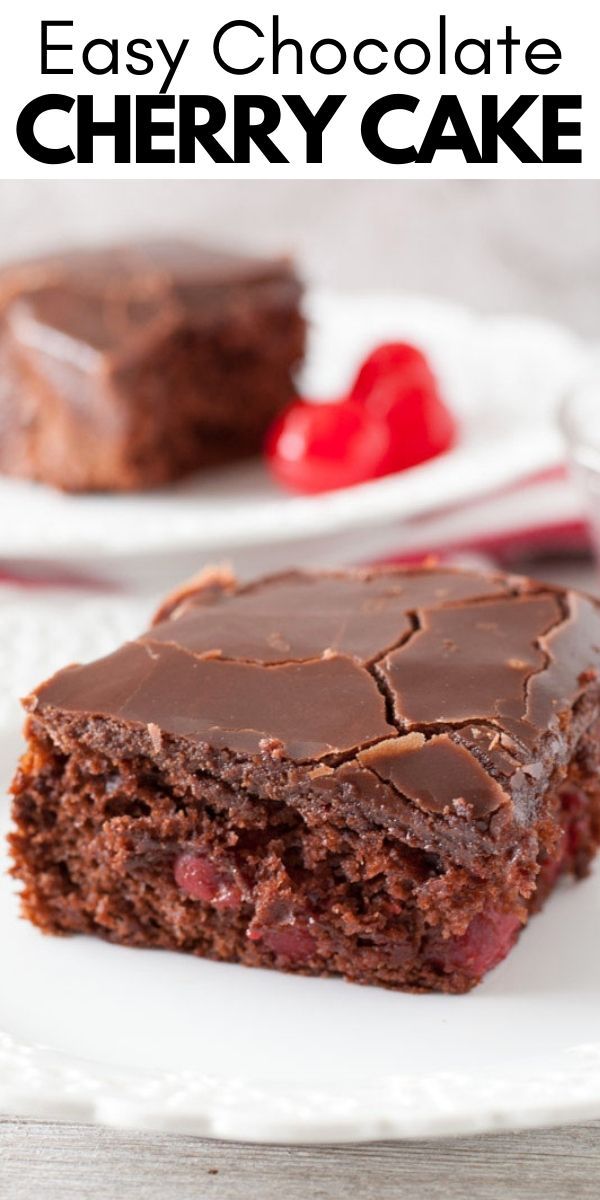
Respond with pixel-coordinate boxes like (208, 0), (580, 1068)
(9, 566), (600, 993)
(0, 242), (304, 491)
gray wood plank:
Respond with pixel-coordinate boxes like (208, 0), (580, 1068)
(2, 1118), (600, 1200)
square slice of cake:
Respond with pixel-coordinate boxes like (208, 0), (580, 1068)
(0, 242), (304, 491)
(9, 566), (600, 993)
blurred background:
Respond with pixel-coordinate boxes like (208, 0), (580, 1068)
(1, 180), (599, 337)
(1, 179), (599, 596)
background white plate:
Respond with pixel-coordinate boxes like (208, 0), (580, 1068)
(2, 592), (600, 1142)
(1, 291), (590, 588)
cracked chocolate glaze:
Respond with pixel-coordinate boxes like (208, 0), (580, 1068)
(31, 642), (393, 762)
(380, 590), (600, 752)
(358, 733), (510, 817)
(379, 594), (561, 738)
(28, 567), (600, 818)
(146, 568), (511, 666)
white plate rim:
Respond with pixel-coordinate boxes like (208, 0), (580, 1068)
(3, 1030), (600, 1143)
(2, 595), (600, 1143)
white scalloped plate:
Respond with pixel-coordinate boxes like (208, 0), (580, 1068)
(2, 591), (600, 1143)
(0, 291), (590, 577)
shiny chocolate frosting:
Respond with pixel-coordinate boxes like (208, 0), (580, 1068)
(29, 566), (600, 819)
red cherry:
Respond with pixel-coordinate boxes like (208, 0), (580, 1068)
(369, 379), (456, 475)
(351, 342), (431, 404)
(265, 341), (457, 494)
(174, 852), (242, 910)
(352, 342), (456, 475)
(265, 398), (390, 494)
(437, 908), (521, 977)
(248, 923), (316, 961)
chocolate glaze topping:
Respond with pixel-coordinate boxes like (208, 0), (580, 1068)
(145, 569), (511, 666)
(358, 733), (509, 817)
(35, 641), (393, 761)
(30, 567), (600, 821)
(379, 594), (562, 739)
(0, 241), (298, 365)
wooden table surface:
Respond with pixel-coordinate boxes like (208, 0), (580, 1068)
(2, 1117), (600, 1199)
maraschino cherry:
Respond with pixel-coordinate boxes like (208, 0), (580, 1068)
(265, 397), (390, 495)
(266, 341), (456, 494)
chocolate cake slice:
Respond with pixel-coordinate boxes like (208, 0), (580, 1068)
(9, 565), (600, 993)
(0, 241), (304, 491)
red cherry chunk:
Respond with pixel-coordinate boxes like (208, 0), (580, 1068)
(434, 908), (521, 978)
(248, 923), (316, 961)
(266, 398), (390, 495)
(560, 789), (586, 818)
(174, 852), (242, 910)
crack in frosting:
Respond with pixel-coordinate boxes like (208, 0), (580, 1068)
(147, 568), (512, 667)
(377, 593), (568, 744)
(32, 642), (394, 762)
(357, 732), (510, 819)
(29, 567), (600, 821)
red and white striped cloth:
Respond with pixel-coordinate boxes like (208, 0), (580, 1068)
(379, 469), (590, 569)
